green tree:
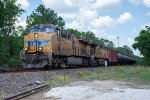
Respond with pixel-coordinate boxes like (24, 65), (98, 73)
(0, 0), (23, 67)
(23, 4), (65, 36)
(133, 27), (150, 57)
(100, 38), (114, 48)
(132, 26), (150, 65)
(68, 29), (81, 36)
(0, 0), (4, 28)
(114, 45), (134, 57)
(106, 41), (114, 48)
(1, 0), (23, 36)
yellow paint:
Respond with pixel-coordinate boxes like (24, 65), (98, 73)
(24, 31), (109, 60)
(24, 32), (53, 53)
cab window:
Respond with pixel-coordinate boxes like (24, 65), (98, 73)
(30, 28), (41, 33)
(30, 26), (55, 33)
(41, 27), (54, 32)
(57, 29), (61, 36)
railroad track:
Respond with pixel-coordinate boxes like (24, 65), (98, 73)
(0, 66), (109, 99)
(0, 66), (106, 74)
(3, 84), (48, 100)
(0, 68), (53, 74)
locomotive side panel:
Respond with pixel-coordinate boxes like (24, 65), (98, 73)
(50, 34), (60, 55)
(59, 37), (72, 56)
(79, 42), (88, 57)
(74, 37), (81, 56)
(95, 46), (99, 58)
(99, 47), (109, 59)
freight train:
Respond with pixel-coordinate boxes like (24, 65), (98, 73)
(20, 24), (137, 68)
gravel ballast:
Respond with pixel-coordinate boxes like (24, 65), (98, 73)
(0, 67), (101, 98)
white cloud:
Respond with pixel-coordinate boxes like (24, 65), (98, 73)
(42, 0), (81, 13)
(58, 13), (77, 19)
(91, 16), (114, 28)
(117, 12), (133, 24)
(129, 0), (150, 8)
(146, 12), (150, 16)
(90, 12), (133, 29)
(92, 0), (121, 10)
(79, 8), (98, 20)
(62, 6), (98, 31)
(42, 0), (121, 13)
(16, 0), (30, 9)
(143, 0), (150, 8)
(127, 37), (134, 45)
(66, 20), (81, 30)
(128, 0), (142, 6)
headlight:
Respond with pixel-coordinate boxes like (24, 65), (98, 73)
(25, 48), (27, 51)
(35, 33), (38, 38)
(39, 47), (42, 50)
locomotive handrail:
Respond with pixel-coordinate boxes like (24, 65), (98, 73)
(20, 48), (25, 59)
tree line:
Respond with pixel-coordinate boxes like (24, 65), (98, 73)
(0, 0), (144, 67)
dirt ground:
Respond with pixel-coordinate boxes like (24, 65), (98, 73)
(22, 80), (150, 100)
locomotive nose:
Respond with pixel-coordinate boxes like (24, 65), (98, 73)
(24, 32), (52, 53)
(24, 33), (39, 52)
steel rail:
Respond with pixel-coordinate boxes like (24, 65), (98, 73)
(0, 66), (105, 74)
(3, 84), (48, 100)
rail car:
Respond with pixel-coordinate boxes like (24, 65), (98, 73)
(20, 24), (138, 68)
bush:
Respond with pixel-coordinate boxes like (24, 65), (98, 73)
(135, 57), (150, 66)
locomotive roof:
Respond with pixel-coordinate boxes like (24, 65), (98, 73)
(79, 36), (90, 43)
(30, 24), (61, 29)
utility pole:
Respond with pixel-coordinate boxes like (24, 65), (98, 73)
(117, 37), (119, 48)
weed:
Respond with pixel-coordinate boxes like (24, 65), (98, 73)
(47, 75), (73, 87)
(47, 66), (150, 87)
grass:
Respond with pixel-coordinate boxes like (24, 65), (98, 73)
(47, 66), (150, 87)
(47, 75), (73, 87)
(78, 66), (150, 84)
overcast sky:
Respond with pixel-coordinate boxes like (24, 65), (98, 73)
(16, 0), (150, 56)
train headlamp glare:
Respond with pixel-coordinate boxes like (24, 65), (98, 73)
(25, 48), (27, 51)
(39, 47), (42, 50)
(35, 33), (38, 38)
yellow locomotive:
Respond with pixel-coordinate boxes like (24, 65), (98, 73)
(20, 24), (109, 68)
(20, 24), (137, 68)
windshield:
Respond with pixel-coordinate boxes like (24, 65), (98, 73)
(30, 28), (41, 33)
(41, 27), (54, 32)
(30, 26), (55, 33)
